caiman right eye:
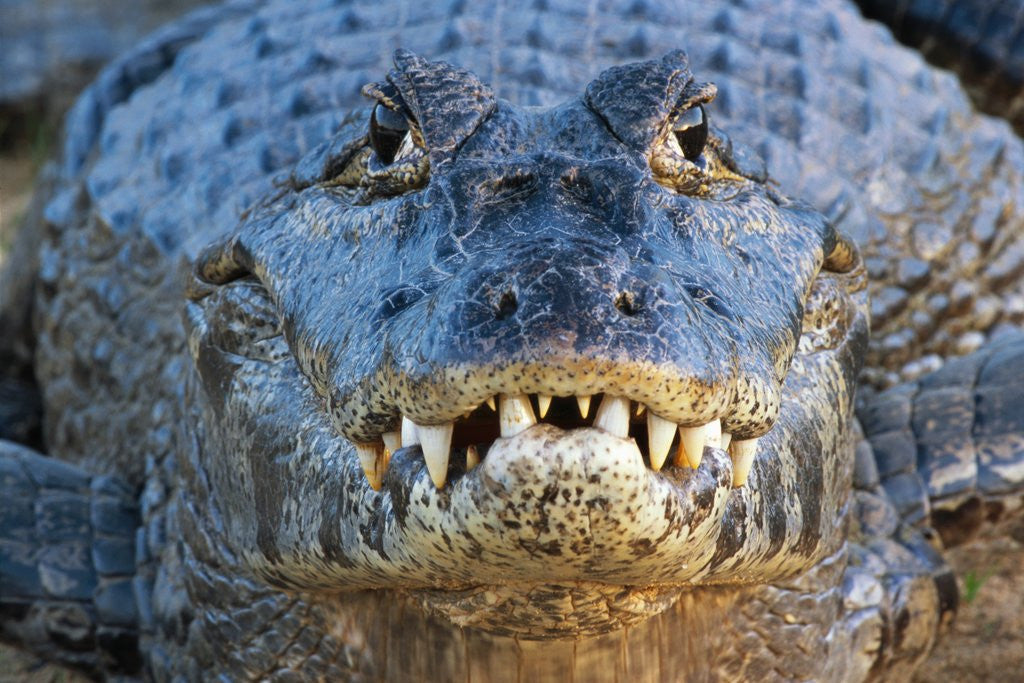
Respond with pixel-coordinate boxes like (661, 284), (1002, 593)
(369, 103), (411, 164)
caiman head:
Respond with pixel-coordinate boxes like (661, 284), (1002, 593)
(184, 50), (868, 638)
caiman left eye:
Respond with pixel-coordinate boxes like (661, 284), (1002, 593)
(673, 104), (707, 161)
(369, 103), (411, 164)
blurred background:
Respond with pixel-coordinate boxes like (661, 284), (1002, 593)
(0, 0), (205, 255)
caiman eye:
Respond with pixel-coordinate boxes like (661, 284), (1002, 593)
(370, 103), (411, 164)
(673, 104), (707, 161)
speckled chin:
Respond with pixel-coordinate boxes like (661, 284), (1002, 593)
(396, 423), (719, 639)
(388, 423), (736, 586)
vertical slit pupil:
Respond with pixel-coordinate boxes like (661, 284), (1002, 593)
(673, 104), (708, 161)
(370, 103), (410, 164)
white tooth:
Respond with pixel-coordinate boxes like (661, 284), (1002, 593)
(500, 394), (537, 438)
(466, 444), (480, 471)
(486, 396), (496, 411)
(704, 418), (722, 449)
(576, 395), (592, 418)
(646, 413), (676, 471)
(593, 395), (631, 438)
(401, 417), (420, 446)
(382, 431), (401, 455)
(417, 422), (453, 488)
(730, 437), (759, 488)
(355, 442), (386, 491)
(721, 432), (733, 451)
(677, 426), (702, 469)
(677, 420), (720, 469)
(537, 394), (552, 419)
(635, 403), (646, 416)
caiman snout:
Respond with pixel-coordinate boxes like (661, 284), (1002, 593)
(360, 194), (813, 493)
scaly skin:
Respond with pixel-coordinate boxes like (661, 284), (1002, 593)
(1, 0), (1023, 680)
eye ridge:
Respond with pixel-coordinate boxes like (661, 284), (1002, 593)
(673, 104), (708, 161)
(370, 103), (411, 165)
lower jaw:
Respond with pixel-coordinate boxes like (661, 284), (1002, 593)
(224, 351), (854, 599)
(244, 418), (845, 590)
(369, 424), (738, 585)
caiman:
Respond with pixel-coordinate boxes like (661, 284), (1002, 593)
(1, 0), (1023, 680)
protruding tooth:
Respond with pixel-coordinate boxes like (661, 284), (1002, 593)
(593, 395), (631, 438)
(500, 394), (537, 438)
(355, 442), (387, 491)
(677, 425), (704, 469)
(466, 444), (480, 471)
(486, 396), (496, 411)
(677, 419), (721, 469)
(730, 437), (759, 487)
(704, 419), (722, 449)
(576, 395), (592, 418)
(417, 422), (453, 488)
(635, 403), (646, 416)
(537, 394), (552, 419)
(401, 417), (420, 447)
(382, 431), (401, 456)
(646, 413), (676, 471)
(721, 432), (733, 451)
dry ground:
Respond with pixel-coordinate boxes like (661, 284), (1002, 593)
(1, 143), (1022, 683)
(913, 531), (1024, 682)
(0, 146), (35, 252)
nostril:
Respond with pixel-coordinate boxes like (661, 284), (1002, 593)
(494, 290), (518, 320)
(614, 291), (641, 317)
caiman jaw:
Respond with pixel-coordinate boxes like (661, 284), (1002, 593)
(354, 393), (760, 491)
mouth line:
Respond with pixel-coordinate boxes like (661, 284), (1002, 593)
(353, 392), (764, 491)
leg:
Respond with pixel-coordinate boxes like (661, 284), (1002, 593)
(0, 441), (141, 677)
